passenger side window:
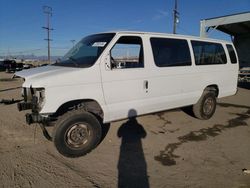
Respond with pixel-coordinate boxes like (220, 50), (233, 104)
(226, 44), (237, 64)
(191, 41), (227, 65)
(150, 38), (191, 67)
(110, 36), (144, 69)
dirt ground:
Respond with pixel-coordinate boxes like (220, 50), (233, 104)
(0, 71), (250, 188)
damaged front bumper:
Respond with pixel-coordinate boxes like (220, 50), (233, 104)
(17, 101), (33, 111)
(25, 113), (51, 125)
(17, 87), (49, 125)
(17, 100), (53, 140)
(17, 100), (51, 124)
(18, 100), (51, 124)
(18, 100), (51, 125)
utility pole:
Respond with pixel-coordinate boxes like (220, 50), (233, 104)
(173, 0), (179, 34)
(42, 6), (53, 64)
(7, 47), (10, 59)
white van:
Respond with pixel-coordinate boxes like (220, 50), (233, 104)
(16, 31), (239, 157)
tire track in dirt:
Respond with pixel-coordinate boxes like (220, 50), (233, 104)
(0, 145), (95, 187)
(45, 151), (102, 188)
(154, 104), (250, 166)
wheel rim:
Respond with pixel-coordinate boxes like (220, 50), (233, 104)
(203, 97), (214, 115)
(65, 123), (91, 149)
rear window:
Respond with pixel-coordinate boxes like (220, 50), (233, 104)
(226, 44), (237, 64)
(191, 41), (227, 65)
(150, 38), (191, 67)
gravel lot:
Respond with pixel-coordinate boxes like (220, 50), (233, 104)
(0, 71), (250, 188)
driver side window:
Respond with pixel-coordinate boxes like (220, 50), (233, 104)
(110, 36), (144, 69)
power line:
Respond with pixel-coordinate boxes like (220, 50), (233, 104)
(42, 6), (53, 63)
(0, 46), (71, 56)
(0, 48), (44, 55)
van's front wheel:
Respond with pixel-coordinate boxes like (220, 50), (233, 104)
(53, 110), (102, 157)
(192, 91), (216, 120)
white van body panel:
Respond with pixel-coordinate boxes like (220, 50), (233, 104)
(16, 64), (107, 115)
(100, 33), (238, 122)
(16, 31), (239, 123)
(100, 34), (151, 122)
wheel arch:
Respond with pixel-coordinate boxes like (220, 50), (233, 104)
(53, 99), (104, 120)
(204, 84), (219, 97)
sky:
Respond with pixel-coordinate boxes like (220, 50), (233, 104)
(0, 0), (249, 57)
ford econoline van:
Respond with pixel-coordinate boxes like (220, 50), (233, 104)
(16, 31), (239, 157)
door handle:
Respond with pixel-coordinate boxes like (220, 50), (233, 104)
(143, 80), (148, 90)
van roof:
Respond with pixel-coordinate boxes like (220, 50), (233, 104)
(101, 30), (231, 44)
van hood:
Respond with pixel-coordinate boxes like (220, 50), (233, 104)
(15, 65), (97, 88)
(15, 65), (76, 79)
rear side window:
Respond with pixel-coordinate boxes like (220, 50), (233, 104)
(150, 38), (191, 67)
(191, 41), (227, 65)
(226, 44), (237, 64)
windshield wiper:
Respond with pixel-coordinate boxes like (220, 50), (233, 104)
(68, 57), (79, 67)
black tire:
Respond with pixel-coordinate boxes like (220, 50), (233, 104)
(192, 90), (217, 120)
(53, 110), (102, 157)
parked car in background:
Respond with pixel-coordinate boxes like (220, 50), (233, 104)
(23, 63), (35, 69)
(23, 64), (31, 69)
(238, 67), (250, 82)
(0, 60), (5, 71)
(40, 63), (49, 67)
(2, 59), (23, 73)
(15, 63), (23, 71)
(3, 59), (17, 73)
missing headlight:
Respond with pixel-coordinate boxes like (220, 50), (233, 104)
(21, 87), (45, 112)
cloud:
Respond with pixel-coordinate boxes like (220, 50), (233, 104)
(152, 10), (169, 21)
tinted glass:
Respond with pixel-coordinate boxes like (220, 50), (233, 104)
(191, 41), (227, 65)
(110, 36), (144, 69)
(55, 33), (115, 68)
(150, 38), (191, 67)
(226, 44), (237, 64)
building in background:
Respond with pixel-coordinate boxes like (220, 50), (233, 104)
(200, 12), (250, 68)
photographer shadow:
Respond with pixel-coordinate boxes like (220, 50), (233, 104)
(117, 109), (149, 188)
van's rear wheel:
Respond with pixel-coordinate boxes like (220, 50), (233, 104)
(192, 91), (216, 120)
(53, 110), (102, 157)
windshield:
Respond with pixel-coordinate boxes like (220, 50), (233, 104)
(54, 33), (115, 68)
